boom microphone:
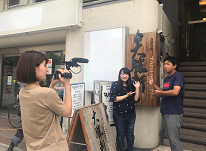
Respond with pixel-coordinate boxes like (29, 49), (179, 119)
(54, 57), (89, 80)
(71, 58), (89, 63)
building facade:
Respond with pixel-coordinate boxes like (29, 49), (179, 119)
(0, 0), (177, 149)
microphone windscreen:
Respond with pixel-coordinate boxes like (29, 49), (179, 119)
(72, 58), (89, 63)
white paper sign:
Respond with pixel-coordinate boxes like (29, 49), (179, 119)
(7, 76), (12, 85)
(102, 84), (114, 125)
(71, 83), (85, 117)
(94, 83), (100, 103)
(47, 59), (52, 74)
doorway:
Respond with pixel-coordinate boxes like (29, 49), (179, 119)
(188, 22), (206, 61)
(0, 55), (20, 115)
(0, 50), (65, 115)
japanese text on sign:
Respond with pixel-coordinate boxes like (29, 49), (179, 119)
(71, 83), (85, 117)
(129, 30), (148, 93)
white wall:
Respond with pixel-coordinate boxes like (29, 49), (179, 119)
(134, 106), (162, 147)
(162, 11), (177, 57)
(0, 43), (65, 55)
(0, 0), (82, 37)
(82, 0), (160, 34)
(0, 0), (4, 11)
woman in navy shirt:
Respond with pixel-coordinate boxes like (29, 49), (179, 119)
(110, 68), (140, 151)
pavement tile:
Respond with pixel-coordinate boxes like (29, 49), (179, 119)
(0, 143), (25, 151)
(1, 115), (190, 151)
(0, 115), (26, 151)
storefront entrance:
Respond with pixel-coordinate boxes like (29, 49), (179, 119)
(0, 50), (65, 115)
(0, 55), (20, 115)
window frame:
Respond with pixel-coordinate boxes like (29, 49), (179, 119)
(83, 0), (127, 7)
(35, 0), (46, 3)
(7, 0), (20, 9)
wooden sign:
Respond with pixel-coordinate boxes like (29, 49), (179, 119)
(126, 31), (161, 107)
(67, 103), (116, 151)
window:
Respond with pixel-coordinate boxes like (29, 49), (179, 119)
(8, 0), (19, 6)
(83, 0), (98, 2)
(36, 0), (46, 2)
(83, 0), (124, 7)
(83, 0), (112, 3)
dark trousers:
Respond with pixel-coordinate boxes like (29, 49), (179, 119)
(11, 117), (24, 147)
(113, 111), (136, 151)
(162, 114), (183, 151)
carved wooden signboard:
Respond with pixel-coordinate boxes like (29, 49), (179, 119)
(67, 103), (116, 151)
(126, 31), (161, 107)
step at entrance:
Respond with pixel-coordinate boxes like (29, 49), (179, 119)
(185, 84), (206, 91)
(181, 72), (206, 77)
(180, 62), (206, 66)
(185, 77), (206, 84)
(179, 66), (206, 72)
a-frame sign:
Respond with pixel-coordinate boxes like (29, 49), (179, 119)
(66, 103), (116, 151)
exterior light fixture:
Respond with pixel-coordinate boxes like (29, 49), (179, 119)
(199, 0), (206, 5)
(168, 36), (176, 45)
(156, 30), (176, 45)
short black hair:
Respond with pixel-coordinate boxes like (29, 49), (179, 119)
(16, 51), (49, 83)
(164, 56), (179, 70)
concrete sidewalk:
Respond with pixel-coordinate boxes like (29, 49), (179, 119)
(0, 144), (190, 151)
(0, 143), (25, 151)
(0, 115), (190, 151)
(153, 145), (191, 151)
(0, 114), (26, 151)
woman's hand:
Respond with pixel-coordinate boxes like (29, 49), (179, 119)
(133, 81), (140, 88)
(147, 76), (153, 86)
(58, 69), (71, 85)
(49, 75), (60, 88)
(126, 91), (135, 97)
(49, 69), (71, 88)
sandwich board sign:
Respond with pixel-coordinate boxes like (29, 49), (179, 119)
(66, 103), (116, 151)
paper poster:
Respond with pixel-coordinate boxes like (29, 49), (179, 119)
(94, 82), (100, 103)
(102, 84), (114, 125)
(47, 59), (52, 74)
(2, 66), (13, 106)
(71, 83), (85, 117)
(7, 76), (12, 85)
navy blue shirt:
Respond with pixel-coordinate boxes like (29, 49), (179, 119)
(109, 81), (139, 114)
(160, 72), (185, 114)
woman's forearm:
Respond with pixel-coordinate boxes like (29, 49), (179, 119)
(134, 89), (140, 101)
(114, 95), (128, 102)
(63, 83), (72, 116)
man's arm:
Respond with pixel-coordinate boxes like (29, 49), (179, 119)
(153, 86), (181, 96)
(152, 83), (163, 91)
(147, 76), (162, 91)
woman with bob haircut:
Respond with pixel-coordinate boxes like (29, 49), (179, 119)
(15, 50), (72, 151)
(110, 67), (140, 151)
